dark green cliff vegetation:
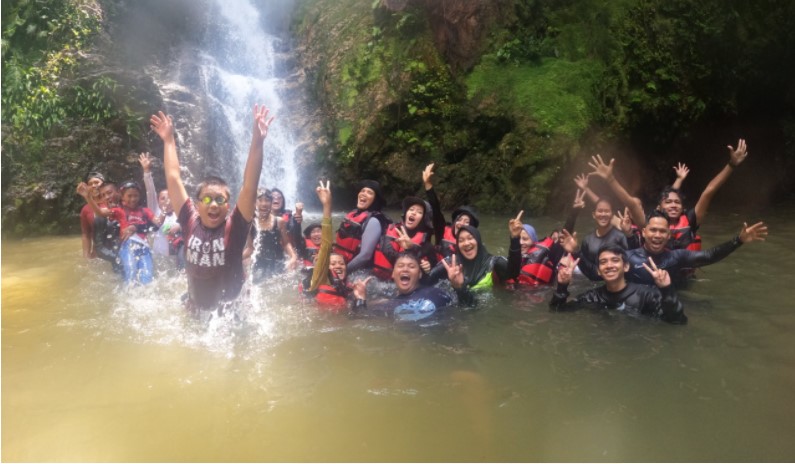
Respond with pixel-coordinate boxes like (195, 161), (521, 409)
(2, 0), (794, 236)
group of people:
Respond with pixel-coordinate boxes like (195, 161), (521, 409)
(77, 105), (768, 324)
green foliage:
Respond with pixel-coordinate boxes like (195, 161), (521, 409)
(467, 56), (602, 139)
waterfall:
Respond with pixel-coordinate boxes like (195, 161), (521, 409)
(152, 0), (300, 205)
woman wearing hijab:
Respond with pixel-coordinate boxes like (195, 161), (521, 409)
(333, 179), (391, 274)
(426, 211), (524, 304)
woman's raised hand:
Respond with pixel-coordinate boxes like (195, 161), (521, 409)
(253, 104), (275, 140)
(509, 210), (524, 238)
(149, 111), (174, 142)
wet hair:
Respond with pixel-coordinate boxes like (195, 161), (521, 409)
(120, 180), (141, 193)
(257, 187), (273, 200)
(596, 244), (627, 263)
(594, 197), (613, 211)
(658, 186), (686, 205)
(195, 176), (230, 200)
(395, 250), (421, 265)
(647, 209), (672, 226)
(85, 171), (105, 183)
(271, 187), (286, 214)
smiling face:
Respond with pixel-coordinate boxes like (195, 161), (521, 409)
(87, 176), (103, 200)
(329, 253), (347, 281)
(197, 185), (229, 229)
(597, 250), (629, 285)
(392, 255), (421, 294)
(309, 227), (322, 246)
(642, 216), (671, 254)
(403, 204), (425, 230)
(592, 199), (613, 229)
(659, 191), (683, 219)
(271, 190), (284, 213)
(356, 187), (376, 210)
(121, 188), (141, 209)
(256, 194), (272, 217)
(158, 190), (173, 214)
(100, 184), (119, 207)
(519, 229), (534, 254)
(453, 214), (471, 235)
(457, 230), (478, 260)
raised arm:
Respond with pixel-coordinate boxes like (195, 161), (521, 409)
(308, 180), (333, 292)
(139, 152), (161, 216)
(671, 162), (689, 191)
(423, 163), (447, 245)
(238, 105), (275, 222)
(574, 173), (599, 204)
(693, 139), (748, 223)
(150, 112), (188, 215)
(588, 154), (646, 227)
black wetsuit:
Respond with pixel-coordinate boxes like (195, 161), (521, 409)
(577, 227), (641, 281)
(93, 216), (122, 273)
(550, 281), (687, 324)
(352, 285), (454, 322)
(625, 235), (744, 286)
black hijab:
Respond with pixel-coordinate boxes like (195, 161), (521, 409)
(455, 225), (494, 287)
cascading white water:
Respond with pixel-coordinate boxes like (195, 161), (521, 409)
(198, 0), (299, 203)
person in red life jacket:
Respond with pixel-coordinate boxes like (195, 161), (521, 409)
(150, 104), (275, 314)
(80, 180), (162, 285)
(333, 179), (390, 273)
(372, 196), (437, 280)
(421, 163), (481, 259)
(304, 180), (352, 310)
(270, 187), (302, 240)
(243, 188), (298, 283)
(510, 189), (584, 287)
(296, 222), (322, 268)
(77, 171), (106, 259)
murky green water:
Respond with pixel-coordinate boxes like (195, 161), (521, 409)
(3, 207), (795, 461)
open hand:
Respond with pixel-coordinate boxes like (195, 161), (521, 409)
(149, 111), (174, 142)
(673, 162), (689, 181)
(738, 221), (768, 244)
(588, 154), (615, 181)
(139, 152), (153, 173)
(422, 163), (435, 190)
(574, 173), (589, 191)
(728, 138), (748, 167)
(253, 104), (275, 140)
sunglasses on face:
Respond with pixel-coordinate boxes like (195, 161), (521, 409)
(200, 195), (228, 206)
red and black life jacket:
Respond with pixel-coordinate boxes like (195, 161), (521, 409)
(315, 283), (348, 309)
(372, 224), (431, 280)
(512, 237), (556, 286)
(303, 237), (320, 268)
(669, 214), (702, 252)
(438, 225), (456, 258)
(333, 210), (374, 262)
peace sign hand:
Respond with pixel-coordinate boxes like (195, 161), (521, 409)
(616, 207), (633, 235)
(572, 188), (586, 209)
(315, 179), (332, 206)
(559, 229), (579, 254)
(642, 257), (670, 288)
(509, 210), (524, 238)
(441, 255), (465, 289)
(556, 253), (579, 285)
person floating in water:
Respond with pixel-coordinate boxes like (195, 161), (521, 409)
(304, 179), (352, 310)
(149, 104), (274, 313)
(550, 245), (688, 324)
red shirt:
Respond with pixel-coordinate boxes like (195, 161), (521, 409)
(178, 199), (251, 310)
(111, 206), (156, 241)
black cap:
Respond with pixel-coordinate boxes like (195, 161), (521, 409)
(451, 205), (479, 228)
